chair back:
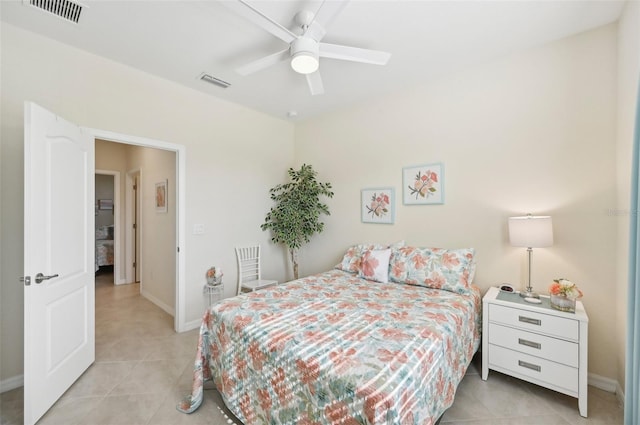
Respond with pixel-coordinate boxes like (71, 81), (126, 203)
(235, 245), (262, 294)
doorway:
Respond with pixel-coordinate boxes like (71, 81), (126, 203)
(90, 129), (186, 333)
(95, 170), (121, 284)
(96, 140), (178, 318)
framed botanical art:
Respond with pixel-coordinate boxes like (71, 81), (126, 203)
(155, 180), (168, 213)
(403, 163), (444, 205)
(361, 187), (394, 224)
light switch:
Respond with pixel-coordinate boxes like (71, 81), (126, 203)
(193, 223), (205, 235)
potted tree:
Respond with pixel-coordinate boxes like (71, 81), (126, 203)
(261, 164), (334, 280)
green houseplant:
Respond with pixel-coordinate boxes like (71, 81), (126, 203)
(261, 164), (334, 280)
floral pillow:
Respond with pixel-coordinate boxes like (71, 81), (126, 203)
(358, 248), (392, 283)
(335, 241), (405, 273)
(389, 246), (476, 294)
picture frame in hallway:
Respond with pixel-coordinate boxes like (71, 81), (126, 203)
(155, 180), (168, 213)
(98, 199), (113, 210)
(403, 163), (444, 205)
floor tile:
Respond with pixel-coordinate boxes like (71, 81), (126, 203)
(82, 393), (164, 425)
(36, 396), (103, 425)
(60, 361), (138, 399)
(109, 358), (190, 396)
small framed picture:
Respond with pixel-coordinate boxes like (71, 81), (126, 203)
(403, 163), (444, 205)
(98, 199), (113, 210)
(155, 180), (168, 213)
(361, 188), (394, 224)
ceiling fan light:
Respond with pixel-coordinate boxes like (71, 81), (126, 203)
(291, 52), (319, 74)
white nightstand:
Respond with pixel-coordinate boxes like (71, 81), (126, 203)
(481, 286), (589, 417)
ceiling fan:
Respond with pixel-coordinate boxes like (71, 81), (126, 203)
(223, 0), (391, 95)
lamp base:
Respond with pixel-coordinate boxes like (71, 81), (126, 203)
(519, 290), (540, 299)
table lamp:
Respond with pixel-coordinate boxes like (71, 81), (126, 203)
(508, 214), (553, 299)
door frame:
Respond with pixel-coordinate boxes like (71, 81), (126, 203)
(88, 128), (186, 332)
(95, 169), (123, 284)
(125, 169), (141, 285)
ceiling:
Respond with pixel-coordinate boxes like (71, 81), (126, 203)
(0, 0), (626, 121)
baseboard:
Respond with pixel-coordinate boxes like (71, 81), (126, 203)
(588, 372), (618, 393)
(586, 373), (625, 408)
(0, 375), (23, 393)
(140, 289), (175, 317)
(182, 318), (202, 332)
(616, 381), (625, 407)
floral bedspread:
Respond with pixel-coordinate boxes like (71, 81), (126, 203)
(178, 269), (481, 425)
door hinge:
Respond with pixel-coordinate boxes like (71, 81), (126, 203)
(177, 246), (180, 253)
(133, 223), (136, 229)
(133, 184), (137, 190)
(133, 262), (136, 268)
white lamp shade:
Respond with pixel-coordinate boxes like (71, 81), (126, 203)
(508, 215), (553, 248)
(290, 37), (319, 74)
(291, 52), (318, 74)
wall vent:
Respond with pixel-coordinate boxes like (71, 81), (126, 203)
(25, 0), (84, 24)
(199, 73), (231, 89)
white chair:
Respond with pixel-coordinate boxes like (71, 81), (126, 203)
(235, 245), (278, 295)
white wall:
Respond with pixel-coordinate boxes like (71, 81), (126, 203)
(616, 0), (640, 393)
(126, 144), (176, 313)
(295, 25), (619, 380)
(0, 23), (294, 383)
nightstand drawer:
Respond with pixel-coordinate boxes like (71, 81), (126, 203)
(489, 304), (578, 340)
(488, 344), (579, 393)
(488, 323), (579, 367)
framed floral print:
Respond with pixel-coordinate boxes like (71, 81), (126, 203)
(403, 163), (444, 205)
(361, 188), (394, 224)
(155, 180), (168, 213)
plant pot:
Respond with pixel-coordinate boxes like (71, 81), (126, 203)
(550, 293), (576, 313)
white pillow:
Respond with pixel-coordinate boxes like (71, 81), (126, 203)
(358, 248), (392, 283)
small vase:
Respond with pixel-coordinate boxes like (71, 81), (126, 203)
(207, 276), (222, 286)
(550, 293), (576, 313)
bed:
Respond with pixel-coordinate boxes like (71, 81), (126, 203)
(179, 244), (481, 424)
(95, 225), (114, 271)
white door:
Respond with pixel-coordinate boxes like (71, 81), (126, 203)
(23, 102), (95, 425)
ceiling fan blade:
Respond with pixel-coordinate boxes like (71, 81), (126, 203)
(304, 0), (350, 42)
(319, 42), (391, 65)
(222, 0), (297, 44)
(236, 49), (289, 76)
(306, 71), (324, 96)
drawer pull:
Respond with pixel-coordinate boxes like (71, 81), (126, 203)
(519, 315), (541, 326)
(518, 360), (541, 372)
(518, 338), (541, 349)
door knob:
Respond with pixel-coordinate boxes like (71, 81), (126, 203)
(35, 273), (59, 284)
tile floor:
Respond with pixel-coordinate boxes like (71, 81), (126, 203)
(0, 272), (624, 424)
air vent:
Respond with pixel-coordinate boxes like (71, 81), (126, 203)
(25, 0), (84, 24)
(199, 73), (231, 89)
